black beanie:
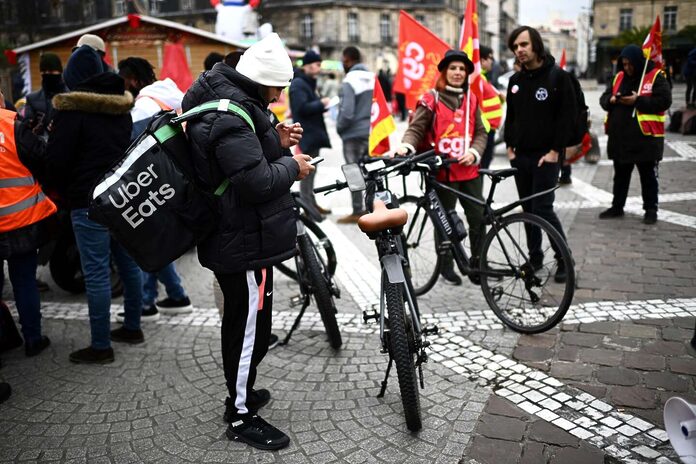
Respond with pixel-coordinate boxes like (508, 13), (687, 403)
(40, 53), (63, 73)
(63, 45), (105, 90)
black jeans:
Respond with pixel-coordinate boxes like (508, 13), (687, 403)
(481, 130), (496, 169)
(611, 160), (659, 211)
(216, 268), (273, 417)
(510, 155), (567, 262)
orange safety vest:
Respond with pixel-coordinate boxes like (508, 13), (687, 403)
(610, 68), (665, 137)
(481, 75), (503, 130)
(0, 108), (57, 233)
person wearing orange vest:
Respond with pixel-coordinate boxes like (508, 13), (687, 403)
(480, 46), (504, 169)
(0, 91), (57, 357)
(396, 50), (488, 286)
(599, 44), (671, 225)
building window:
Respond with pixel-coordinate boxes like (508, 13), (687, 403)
(380, 13), (391, 44)
(619, 8), (632, 31)
(0, 0), (18, 24)
(348, 12), (359, 42)
(415, 14), (426, 27)
(180, 0), (193, 10)
(664, 6), (677, 31)
(300, 13), (313, 40)
(52, 0), (64, 19)
(114, 0), (125, 16)
(150, 0), (161, 15)
(83, 0), (95, 20)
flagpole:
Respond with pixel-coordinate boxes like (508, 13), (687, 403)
(632, 57), (649, 118)
(465, 84), (471, 156)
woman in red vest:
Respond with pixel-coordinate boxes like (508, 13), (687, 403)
(599, 44), (671, 225)
(396, 50), (488, 285)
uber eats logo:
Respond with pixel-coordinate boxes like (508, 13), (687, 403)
(108, 163), (175, 229)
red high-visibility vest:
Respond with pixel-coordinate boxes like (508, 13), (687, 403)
(610, 68), (665, 137)
(0, 108), (57, 233)
(481, 76), (503, 130)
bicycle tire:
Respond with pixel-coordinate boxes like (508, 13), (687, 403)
(384, 278), (422, 431)
(276, 216), (337, 281)
(297, 234), (342, 349)
(399, 195), (440, 296)
(479, 212), (574, 334)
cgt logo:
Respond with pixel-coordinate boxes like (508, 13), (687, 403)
(108, 163), (175, 229)
(437, 137), (470, 157)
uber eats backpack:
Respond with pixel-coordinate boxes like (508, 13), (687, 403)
(551, 66), (589, 147)
(88, 99), (255, 272)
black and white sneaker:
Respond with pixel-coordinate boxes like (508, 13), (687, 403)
(156, 297), (193, 315)
(268, 334), (280, 350)
(226, 414), (290, 450)
(116, 305), (159, 323)
(223, 389), (271, 422)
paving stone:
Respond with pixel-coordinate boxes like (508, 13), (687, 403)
(643, 372), (690, 392)
(624, 352), (666, 371)
(561, 332), (604, 348)
(670, 357), (696, 375)
(467, 436), (523, 464)
(557, 345), (578, 361)
(596, 367), (640, 386)
(618, 324), (659, 339)
(519, 441), (546, 464)
(476, 414), (526, 441)
(518, 334), (557, 348)
(548, 442), (605, 464)
(527, 420), (579, 447)
(661, 326), (694, 342)
(513, 346), (554, 362)
(578, 348), (623, 366)
(609, 386), (658, 409)
(644, 340), (687, 356)
(485, 396), (528, 420)
(549, 362), (593, 381)
(578, 322), (619, 335)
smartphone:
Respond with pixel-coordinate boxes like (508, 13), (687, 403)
(308, 156), (325, 166)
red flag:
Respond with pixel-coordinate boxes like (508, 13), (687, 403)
(393, 11), (450, 110)
(459, 0), (483, 103)
(642, 15), (663, 69)
(559, 48), (567, 70)
(159, 42), (193, 92)
(369, 78), (396, 156)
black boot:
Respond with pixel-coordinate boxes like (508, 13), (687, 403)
(598, 207), (624, 219)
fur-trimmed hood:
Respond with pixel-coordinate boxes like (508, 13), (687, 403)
(53, 90), (133, 115)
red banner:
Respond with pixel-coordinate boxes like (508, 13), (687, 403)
(459, 0), (483, 102)
(642, 15), (663, 69)
(559, 48), (567, 70)
(393, 11), (449, 110)
(369, 78), (396, 156)
(159, 42), (193, 92)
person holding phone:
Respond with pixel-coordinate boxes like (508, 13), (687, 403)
(599, 44), (671, 225)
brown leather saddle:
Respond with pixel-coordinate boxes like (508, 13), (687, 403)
(357, 200), (408, 233)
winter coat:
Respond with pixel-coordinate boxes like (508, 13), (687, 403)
(504, 55), (577, 157)
(289, 71), (331, 153)
(181, 62), (300, 273)
(337, 63), (374, 141)
(130, 78), (184, 141)
(600, 49), (672, 163)
(43, 72), (134, 209)
(23, 85), (67, 125)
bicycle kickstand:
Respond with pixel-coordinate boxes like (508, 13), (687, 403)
(377, 357), (393, 398)
(280, 295), (310, 346)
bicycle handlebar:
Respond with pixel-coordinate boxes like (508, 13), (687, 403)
(314, 180), (348, 194)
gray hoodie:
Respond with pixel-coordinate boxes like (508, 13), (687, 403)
(336, 63), (374, 141)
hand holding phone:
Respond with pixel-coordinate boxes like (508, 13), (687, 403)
(308, 156), (325, 166)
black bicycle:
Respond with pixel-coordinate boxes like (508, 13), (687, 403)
(399, 155), (575, 333)
(277, 192), (342, 349)
(315, 151), (441, 432)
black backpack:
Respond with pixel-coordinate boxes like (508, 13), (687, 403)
(551, 66), (589, 147)
(89, 99), (255, 272)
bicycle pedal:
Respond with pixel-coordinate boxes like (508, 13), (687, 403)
(289, 295), (304, 307)
(422, 325), (439, 336)
(362, 310), (379, 324)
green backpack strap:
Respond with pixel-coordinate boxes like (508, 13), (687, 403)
(154, 99), (256, 196)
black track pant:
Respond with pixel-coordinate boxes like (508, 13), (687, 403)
(611, 160), (659, 211)
(216, 268), (273, 417)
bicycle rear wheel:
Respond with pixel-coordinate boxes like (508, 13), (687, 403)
(298, 234), (342, 349)
(277, 216), (337, 281)
(479, 213), (574, 334)
(384, 278), (422, 431)
(400, 195), (440, 296)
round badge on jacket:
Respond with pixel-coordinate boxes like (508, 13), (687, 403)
(511, 84), (519, 94)
(535, 87), (549, 101)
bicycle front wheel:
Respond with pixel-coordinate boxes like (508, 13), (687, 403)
(385, 279), (422, 431)
(298, 234), (342, 349)
(479, 213), (574, 334)
(277, 216), (338, 281)
(400, 195), (440, 296)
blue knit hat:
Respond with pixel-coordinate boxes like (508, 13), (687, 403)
(302, 50), (322, 66)
(63, 45), (105, 90)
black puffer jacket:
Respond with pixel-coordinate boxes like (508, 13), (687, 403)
(289, 70), (330, 153)
(182, 63), (300, 273)
(43, 72), (133, 209)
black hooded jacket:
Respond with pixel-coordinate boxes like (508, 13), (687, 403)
(600, 45), (672, 163)
(504, 55), (577, 156)
(181, 62), (300, 273)
(289, 70), (331, 153)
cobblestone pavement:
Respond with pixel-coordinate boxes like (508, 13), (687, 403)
(1, 86), (696, 463)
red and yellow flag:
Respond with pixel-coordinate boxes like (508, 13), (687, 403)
(369, 78), (396, 156)
(559, 48), (567, 70)
(393, 11), (449, 110)
(642, 15), (663, 69)
(459, 0), (483, 102)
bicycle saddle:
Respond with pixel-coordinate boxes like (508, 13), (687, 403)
(479, 168), (517, 179)
(358, 200), (408, 233)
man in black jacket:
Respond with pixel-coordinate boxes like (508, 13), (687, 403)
(182, 33), (313, 451)
(504, 26), (576, 283)
(22, 53), (67, 140)
(289, 50), (332, 214)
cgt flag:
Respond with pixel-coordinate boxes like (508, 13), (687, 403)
(642, 15), (663, 69)
(459, 0), (483, 102)
(393, 11), (449, 110)
(369, 78), (396, 156)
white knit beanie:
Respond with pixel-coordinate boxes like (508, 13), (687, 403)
(236, 33), (293, 87)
